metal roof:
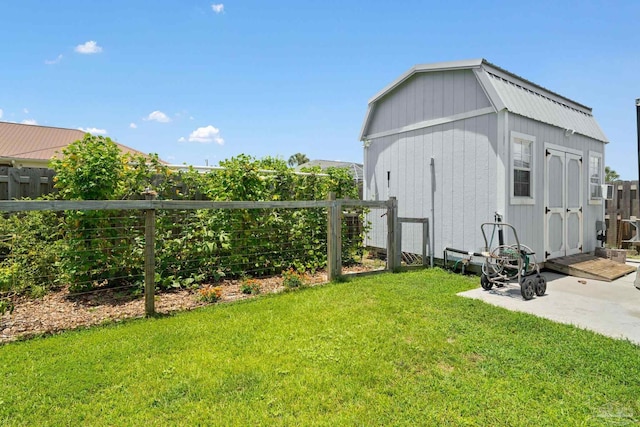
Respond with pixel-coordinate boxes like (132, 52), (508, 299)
(483, 69), (608, 142)
(0, 121), (159, 162)
(361, 59), (608, 143)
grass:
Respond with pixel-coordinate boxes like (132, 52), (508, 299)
(1, 269), (639, 426)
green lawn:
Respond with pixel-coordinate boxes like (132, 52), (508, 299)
(1, 269), (639, 426)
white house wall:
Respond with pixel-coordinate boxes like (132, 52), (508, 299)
(365, 114), (498, 257)
(505, 114), (606, 257)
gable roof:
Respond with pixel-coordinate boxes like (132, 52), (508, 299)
(360, 59), (608, 143)
(0, 121), (157, 163)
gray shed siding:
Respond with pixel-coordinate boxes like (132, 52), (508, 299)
(505, 114), (605, 257)
(365, 114), (498, 256)
(366, 70), (492, 136)
(362, 60), (607, 263)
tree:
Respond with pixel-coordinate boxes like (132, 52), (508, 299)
(605, 166), (620, 183)
(50, 133), (123, 200)
(287, 153), (309, 167)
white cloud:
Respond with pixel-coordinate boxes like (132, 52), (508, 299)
(144, 110), (171, 123)
(78, 127), (107, 135)
(184, 125), (224, 144)
(21, 119), (38, 125)
(0, 109), (3, 119)
(177, 137), (186, 142)
(211, 3), (224, 13)
(44, 54), (63, 64)
(129, 122), (137, 129)
(74, 41), (103, 54)
(23, 108), (29, 114)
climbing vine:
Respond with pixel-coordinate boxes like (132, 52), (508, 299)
(0, 140), (364, 299)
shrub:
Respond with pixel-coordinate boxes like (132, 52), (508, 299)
(0, 264), (19, 292)
(154, 209), (229, 290)
(43, 141), (367, 293)
(198, 285), (223, 303)
(240, 278), (261, 295)
(282, 269), (308, 289)
(0, 298), (13, 316)
(50, 134), (176, 292)
(0, 210), (63, 296)
(50, 134), (123, 200)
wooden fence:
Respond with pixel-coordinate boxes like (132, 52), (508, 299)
(0, 167), (56, 200)
(605, 180), (639, 247)
(0, 196), (400, 316)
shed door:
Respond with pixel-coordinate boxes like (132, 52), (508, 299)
(545, 148), (583, 259)
(565, 153), (583, 256)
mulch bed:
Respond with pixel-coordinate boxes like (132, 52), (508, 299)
(0, 265), (380, 344)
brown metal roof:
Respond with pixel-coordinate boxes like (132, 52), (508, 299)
(0, 121), (157, 162)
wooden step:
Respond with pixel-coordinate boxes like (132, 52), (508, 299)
(544, 253), (636, 282)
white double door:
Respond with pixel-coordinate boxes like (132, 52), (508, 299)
(545, 147), (583, 259)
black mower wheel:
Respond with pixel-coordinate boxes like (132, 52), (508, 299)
(480, 273), (493, 290)
(535, 275), (547, 296)
(520, 276), (535, 300)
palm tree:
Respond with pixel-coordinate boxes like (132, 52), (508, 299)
(288, 153), (309, 167)
(605, 166), (620, 183)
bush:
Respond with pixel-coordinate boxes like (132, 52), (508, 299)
(198, 285), (223, 303)
(240, 278), (261, 295)
(0, 298), (13, 316)
(42, 141), (366, 293)
(0, 210), (63, 296)
(0, 264), (19, 292)
(50, 134), (123, 200)
(282, 269), (308, 289)
(151, 155), (364, 282)
(50, 134), (174, 291)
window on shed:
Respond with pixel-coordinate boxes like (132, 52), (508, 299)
(512, 137), (532, 198)
(589, 153), (602, 200)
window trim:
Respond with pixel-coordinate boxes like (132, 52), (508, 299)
(588, 150), (603, 205)
(510, 131), (536, 205)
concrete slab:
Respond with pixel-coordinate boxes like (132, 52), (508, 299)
(458, 263), (640, 345)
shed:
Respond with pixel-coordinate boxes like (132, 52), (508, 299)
(360, 59), (608, 262)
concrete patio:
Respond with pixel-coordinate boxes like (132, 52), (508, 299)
(458, 262), (640, 345)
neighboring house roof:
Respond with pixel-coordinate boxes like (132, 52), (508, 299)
(297, 160), (364, 181)
(0, 121), (157, 164)
(360, 58), (608, 143)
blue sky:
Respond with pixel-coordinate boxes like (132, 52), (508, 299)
(1, 1), (638, 178)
